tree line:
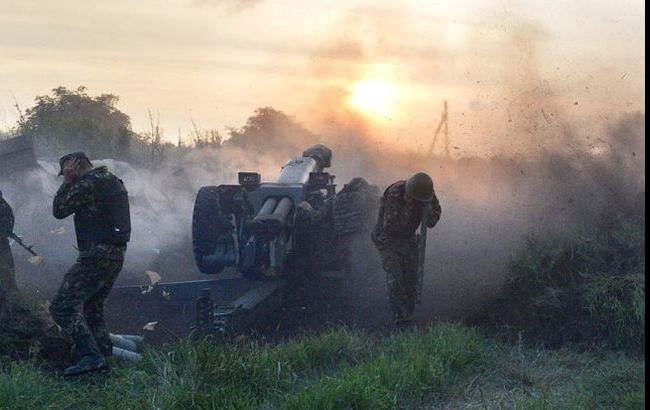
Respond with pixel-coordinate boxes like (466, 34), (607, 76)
(5, 86), (314, 167)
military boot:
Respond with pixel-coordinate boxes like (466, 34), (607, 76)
(64, 335), (109, 377)
(96, 337), (113, 358)
(99, 344), (113, 358)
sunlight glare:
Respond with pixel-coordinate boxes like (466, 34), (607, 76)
(347, 79), (398, 119)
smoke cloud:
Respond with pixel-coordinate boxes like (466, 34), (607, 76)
(0, 10), (644, 331)
(0, 107), (643, 328)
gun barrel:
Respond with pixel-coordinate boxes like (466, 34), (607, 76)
(251, 197), (293, 236)
(272, 197), (293, 220)
(257, 197), (279, 216)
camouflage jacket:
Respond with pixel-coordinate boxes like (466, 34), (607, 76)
(332, 182), (380, 238)
(372, 180), (441, 244)
(297, 179), (380, 239)
(0, 193), (14, 239)
(53, 166), (128, 256)
(54, 166), (109, 219)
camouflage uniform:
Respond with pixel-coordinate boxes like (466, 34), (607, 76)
(296, 178), (379, 271)
(332, 177), (380, 240)
(372, 181), (441, 323)
(49, 167), (128, 356)
(0, 191), (17, 293)
(298, 177), (379, 238)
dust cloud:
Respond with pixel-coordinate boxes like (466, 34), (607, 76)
(0, 108), (643, 328)
(0, 12), (644, 328)
(281, 12), (645, 323)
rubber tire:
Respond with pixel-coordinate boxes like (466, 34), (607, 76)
(192, 186), (225, 274)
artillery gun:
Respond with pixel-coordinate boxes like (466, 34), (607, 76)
(192, 144), (339, 279)
(107, 145), (378, 337)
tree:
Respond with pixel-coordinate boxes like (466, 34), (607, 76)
(225, 107), (316, 159)
(18, 86), (135, 160)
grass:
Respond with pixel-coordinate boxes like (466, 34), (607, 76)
(0, 323), (645, 409)
(138, 324), (487, 409)
(455, 341), (645, 409)
(477, 218), (645, 351)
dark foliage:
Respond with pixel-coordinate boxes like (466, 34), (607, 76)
(18, 86), (136, 160)
(475, 218), (645, 351)
(225, 107), (317, 160)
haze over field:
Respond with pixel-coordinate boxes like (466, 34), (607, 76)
(0, 0), (645, 155)
(0, 0), (645, 326)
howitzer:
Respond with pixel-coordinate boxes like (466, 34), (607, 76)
(416, 204), (430, 304)
(192, 144), (338, 279)
(190, 144), (351, 334)
(8, 233), (38, 256)
(106, 145), (378, 337)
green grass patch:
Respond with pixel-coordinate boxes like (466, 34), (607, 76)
(451, 343), (645, 409)
(283, 325), (486, 409)
(0, 324), (486, 409)
(0, 323), (644, 409)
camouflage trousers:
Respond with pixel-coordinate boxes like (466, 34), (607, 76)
(374, 236), (419, 322)
(0, 240), (17, 293)
(49, 249), (124, 355)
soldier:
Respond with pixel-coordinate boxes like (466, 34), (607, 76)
(332, 177), (380, 240)
(49, 152), (131, 376)
(372, 172), (441, 330)
(0, 190), (17, 295)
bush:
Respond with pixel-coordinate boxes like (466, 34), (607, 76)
(0, 294), (47, 359)
(476, 218), (645, 351)
(18, 86), (136, 160)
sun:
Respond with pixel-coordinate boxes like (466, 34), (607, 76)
(347, 79), (398, 119)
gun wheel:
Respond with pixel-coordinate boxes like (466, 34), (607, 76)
(192, 186), (226, 274)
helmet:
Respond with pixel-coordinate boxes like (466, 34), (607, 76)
(405, 172), (434, 202)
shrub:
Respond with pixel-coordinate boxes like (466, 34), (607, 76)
(0, 294), (47, 359)
(477, 218), (645, 351)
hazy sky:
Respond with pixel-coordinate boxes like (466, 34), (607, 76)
(0, 0), (645, 154)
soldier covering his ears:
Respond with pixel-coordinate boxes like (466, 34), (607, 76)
(49, 152), (131, 376)
(372, 172), (441, 330)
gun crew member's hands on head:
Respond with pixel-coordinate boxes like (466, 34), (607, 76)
(62, 157), (82, 183)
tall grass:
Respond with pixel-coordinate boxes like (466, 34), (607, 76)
(0, 294), (48, 358)
(141, 324), (486, 408)
(0, 323), (644, 409)
(282, 325), (486, 409)
(0, 324), (487, 408)
(479, 218), (645, 350)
